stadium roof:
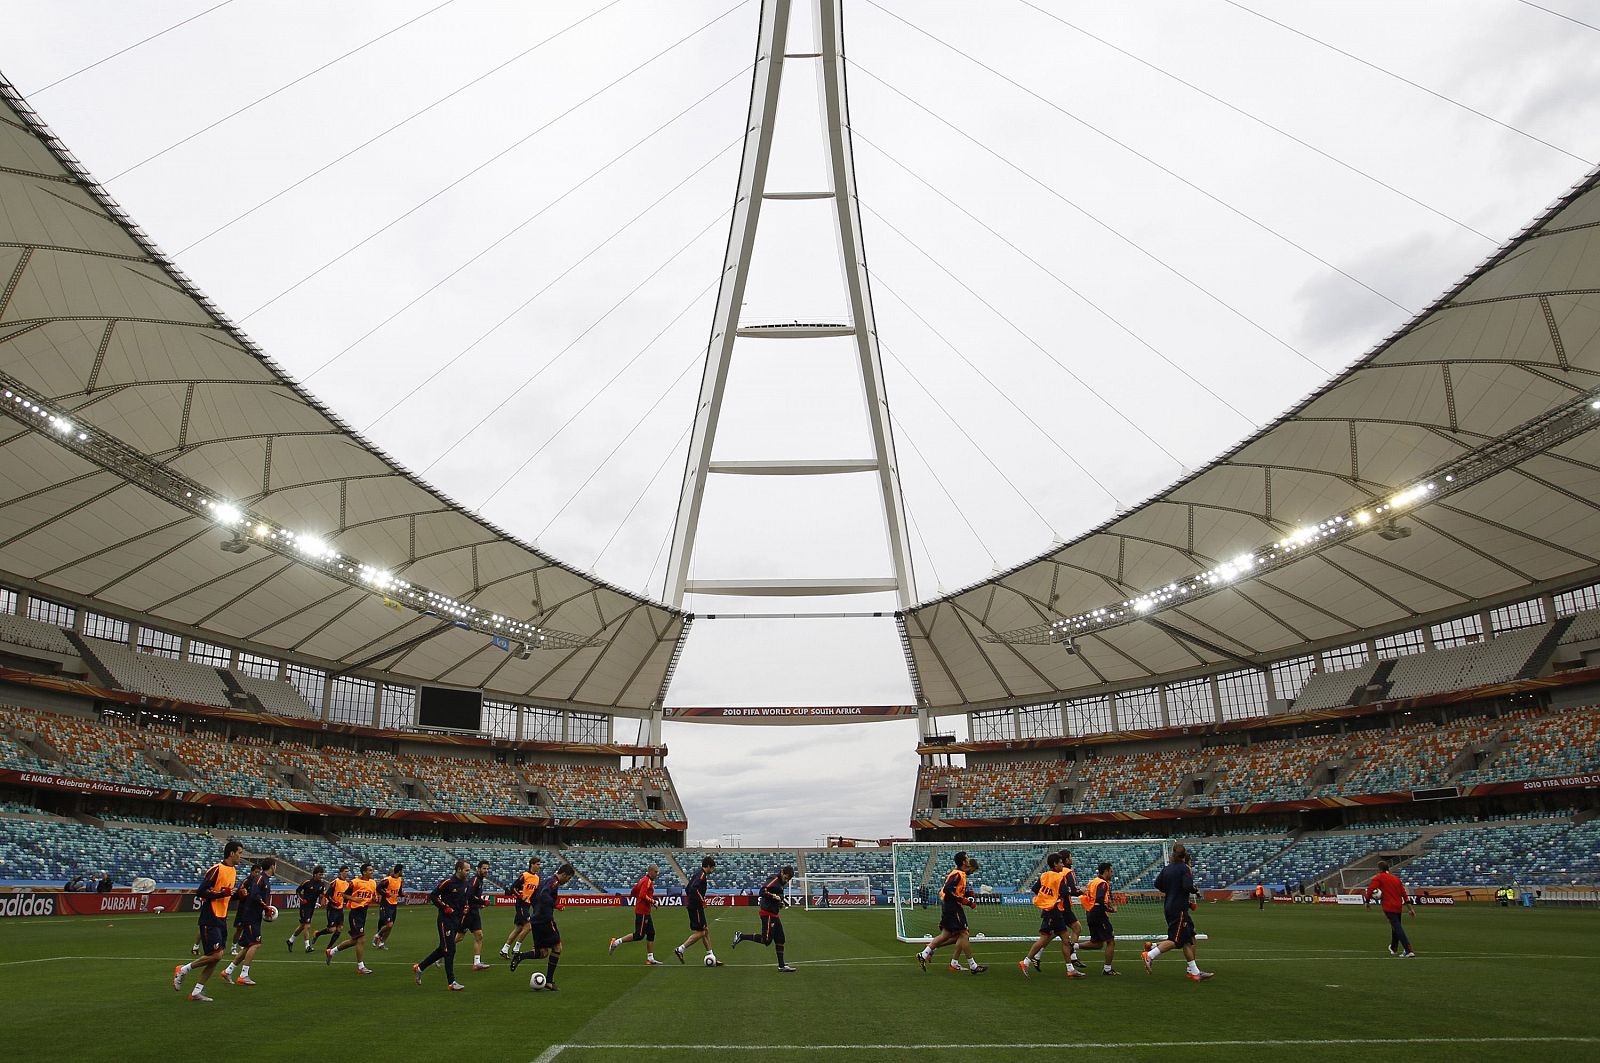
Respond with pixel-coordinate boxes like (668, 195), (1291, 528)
(902, 164), (1600, 711)
(0, 79), (684, 712)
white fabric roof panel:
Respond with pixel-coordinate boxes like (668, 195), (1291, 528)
(906, 164), (1600, 711)
(0, 81), (682, 712)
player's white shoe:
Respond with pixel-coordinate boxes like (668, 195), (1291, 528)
(446, 982), (466, 991)
(1018, 957), (1031, 977)
(472, 962), (493, 971)
(608, 938), (620, 956)
(673, 946), (685, 964)
(1142, 944), (1155, 974)
(172, 965), (185, 992)
(645, 958), (665, 966)
(777, 964), (797, 972)
(412, 963), (424, 985)
(188, 992), (214, 1003)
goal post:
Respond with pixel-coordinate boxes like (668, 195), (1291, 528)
(891, 838), (1175, 943)
(797, 873), (876, 910)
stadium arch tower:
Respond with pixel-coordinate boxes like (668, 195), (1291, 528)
(664, 0), (917, 612)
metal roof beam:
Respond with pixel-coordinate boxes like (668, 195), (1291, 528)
(684, 578), (901, 596)
(708, 458), (878, 475)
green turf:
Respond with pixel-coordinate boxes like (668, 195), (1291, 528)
(0, 902), (1595, 1061)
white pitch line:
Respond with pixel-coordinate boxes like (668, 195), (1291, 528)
(537, 1036), (1600, 1057)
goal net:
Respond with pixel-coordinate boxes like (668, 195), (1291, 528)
(891, 839), (1174, 943)
(797, 874), (876, 910)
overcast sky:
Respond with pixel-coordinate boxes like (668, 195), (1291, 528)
(6, 0), (1600, 844)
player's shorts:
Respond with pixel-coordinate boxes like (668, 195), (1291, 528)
(634, 912), (655, 941)
(298, 903), (316, 925)
(379, 904), (397, 927)
(1086, 910), (1114, 944)
(324, 906), (346, 927)
(938, 905), (968, 934)
(198, 915), (227, 955)
(758, 911), (785, 945)
(237, 919), (262, 947)
(530, 920), (561, 950)
(686, 904), (707, 932)
(460, 908), (483, 934)
(1063, 905), (1080, 927)
(513, 902), (531, 927)
(1165, 912), (1196, 948)
(347, 907), (369, 935)
(1038, 908), (1068, 935)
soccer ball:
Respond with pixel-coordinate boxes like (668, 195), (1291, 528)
(529, 971), (547, 991)
(703, 952), (717, 967)
(264, 905), (278, 923)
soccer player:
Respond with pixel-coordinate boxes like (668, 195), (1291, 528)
(414, 859), (471, 991)
(1142, 843), (1213, 981)
(171, 838), (242, 1003)
(1363, 860), (1417, 957)
(1254, 881), (1267, 910)
(1019, 851), (1085, 979)
(674, 855), (721, 965)
(222, 857), (275, 986)
(326, 862), (377, 974)
(732, 865), (797, 972)
(1057, 849), (1087, 970)
(454, 858), (493, 971)
(373, 864), (404, 950)
(500, 856), (542, 960)
(311, 865), (351, 949)
(916, 852), (985, 973)
(608, 863), (664, 965)
(510, 862), (576, 991)
(1080, 861), (1120, 975)
(289, 865), (327, 953)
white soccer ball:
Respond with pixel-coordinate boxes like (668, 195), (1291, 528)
(529, 971), (547, 991)
(703, 952), (717, 967)
(264, 905), (279, 923)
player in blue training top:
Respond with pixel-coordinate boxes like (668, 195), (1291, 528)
(674, 855), (722, 965)
(1142, 843), (1213, 981)
(414, 859), (472, 991)
(454, 859), (494, 971)
(222, 857), (275, 986)
(288, 865), (326, 953)
(731, 865), (797, 972)
(511, 861), (577, 991)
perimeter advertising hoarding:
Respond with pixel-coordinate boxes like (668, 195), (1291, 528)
(665, 706), (916, 724)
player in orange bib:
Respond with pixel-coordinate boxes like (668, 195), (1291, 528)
(1019, 851), (1087, 979)
(171, 839), (242, 1003)
(500, 855), (542, 961)
(326, 863), (378, 974)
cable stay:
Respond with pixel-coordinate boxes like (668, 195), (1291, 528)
(477, 278), (721, 511)
(235, 0), (752, 323)
(854, 131), (1254, 428)
(355, 137), (739, 440)
(1223, 0), (1593, 164)
(850, 62), (1332, 374)
(108, 0), (459, 181)
(420, 205), (735, 477)
(866, 0), (1414, 313)
(867, 273), (1124, 509)
(299, 67), (750, 385)
(879, 340), (1057, 539)
(176, 0), (631, 255)
(863, 203), (1187, 469)
(1011, 0), (1497, 243)
(28, 0), (239, 96)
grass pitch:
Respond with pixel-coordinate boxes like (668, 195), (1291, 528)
(0, 901), (1595, 1061)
